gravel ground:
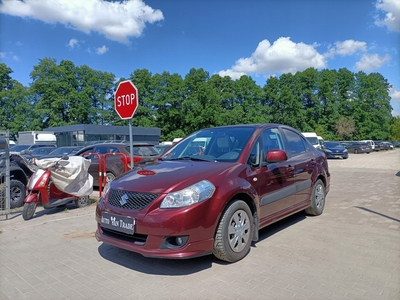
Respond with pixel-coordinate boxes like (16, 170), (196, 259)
(327, 148), (400, 172)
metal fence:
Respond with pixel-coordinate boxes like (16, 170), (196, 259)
(0, 131), (11, 217)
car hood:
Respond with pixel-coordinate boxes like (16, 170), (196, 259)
(110, 160), (239, 194)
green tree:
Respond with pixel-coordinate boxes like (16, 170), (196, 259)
(0, 63), (31, 140)
(353, 72), (392, 139)
(388, 116), (400, 140)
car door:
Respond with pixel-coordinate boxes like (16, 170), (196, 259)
(247, 128), (296, 224)
(281, 128), (315, 208)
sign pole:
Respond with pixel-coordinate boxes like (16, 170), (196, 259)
(129, 119), (134, 170)
(114, 79), (138, 170)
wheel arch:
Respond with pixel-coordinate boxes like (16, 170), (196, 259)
(10, 170), (29, 185)
(212, 191), (258, 242)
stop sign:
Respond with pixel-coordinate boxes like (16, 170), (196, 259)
(114, 80), (139, 119)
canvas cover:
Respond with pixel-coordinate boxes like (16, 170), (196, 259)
(35, 156), (93, 197)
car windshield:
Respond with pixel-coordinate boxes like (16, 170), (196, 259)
(160, 126), (256, 162)
(9, 145), (30, 152)
(30, 148), (53, 154)
(48, 147), (74, 155)
(324, 142), (343, 148)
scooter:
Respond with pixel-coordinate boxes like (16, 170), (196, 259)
(22, 155), (93, 220)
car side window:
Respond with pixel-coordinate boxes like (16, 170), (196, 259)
(282, 129), (307, 156)
(261, 128), (284, 154)
(107, 147), (120, 153)
(93, 146), (108, 154)
(247, 138), (260, 167)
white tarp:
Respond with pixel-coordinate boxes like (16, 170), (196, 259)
(35, 156), (93, 197)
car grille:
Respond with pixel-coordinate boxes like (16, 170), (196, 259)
(108, 189), (159, 210)
(102, 228), (147, 245)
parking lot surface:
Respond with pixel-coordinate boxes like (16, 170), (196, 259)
(1, 150), (399, 300)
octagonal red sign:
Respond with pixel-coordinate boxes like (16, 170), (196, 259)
(114, 80), (139, 119)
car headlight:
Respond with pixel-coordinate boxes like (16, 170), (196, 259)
(343, 149), (348, 152)
(324, 149), (332, 153)
(160, 180), (215, 208)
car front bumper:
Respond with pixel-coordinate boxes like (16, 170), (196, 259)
(94, 197), (217, 259)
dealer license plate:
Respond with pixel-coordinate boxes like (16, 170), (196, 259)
(101, 212), (135, 235)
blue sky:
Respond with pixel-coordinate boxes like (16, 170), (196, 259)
(1, 0), (399, 115)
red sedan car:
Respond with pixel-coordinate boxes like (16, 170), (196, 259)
(95, 124), (330, 262)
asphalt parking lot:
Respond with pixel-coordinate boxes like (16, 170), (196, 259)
(1, 149), (399, 300)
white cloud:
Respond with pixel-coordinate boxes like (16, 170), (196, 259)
(334, 40), (367, 56)
(375, 0), (400, 32)
(96, 45), (108, 54)
(0, 0), (164, 44)
(0, 52), (5, 58)
(13, 55), (19, 61)
(68, 38), (79, 48)
(390, 88), (400, 103)
(218, 37), (326, 80)
(355, 53), (391, 71)
(324, 40), (367, 58)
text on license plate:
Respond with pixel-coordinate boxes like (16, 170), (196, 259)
(101, 212), (135, 235)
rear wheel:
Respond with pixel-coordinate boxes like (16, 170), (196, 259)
(74, 196), (89, 208)
(305, 179), (325, 216)
(213, 200), (253, 263)
(22, 202), (37, 220)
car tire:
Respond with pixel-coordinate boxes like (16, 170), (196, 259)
(213, 200), (253, 263)
(305, 179), (325, 216)
(0, 179), (26, 209)
(105, 172), (116, 184)
(74, 196), (89, 208)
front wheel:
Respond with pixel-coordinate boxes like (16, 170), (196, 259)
(305, 179), (325, 216)
(213, 200), (253, 263)
(74, 196), (89, 208)
(22, 202), (37, 220)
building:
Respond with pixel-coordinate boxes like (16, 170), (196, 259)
(43, 124), (161, 146)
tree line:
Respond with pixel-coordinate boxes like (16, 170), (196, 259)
(1, 58), (399, 142)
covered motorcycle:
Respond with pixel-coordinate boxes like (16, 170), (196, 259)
(22, 155), (94, 220)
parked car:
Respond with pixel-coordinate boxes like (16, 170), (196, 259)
(393, 141), (400, 148)
(95, 123), (331, 263)
(154, 144), (172, 154)
(75, 143), (159, 186)
(21, 146), (57, 160)
(360, 140), (375, 151)
(39, 146), (83, 159)
(343, 142), (371, 154)
(0, 152), (36, 209)
(322, 142), (349, 159)
(374, 141), (384, 151)
(381, 141), (393, 150)
(9, 144), (57, 154)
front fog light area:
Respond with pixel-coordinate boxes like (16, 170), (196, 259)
(161, 236), (189, 249)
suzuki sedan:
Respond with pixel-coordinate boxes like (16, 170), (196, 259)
(95, 124), (330, 263)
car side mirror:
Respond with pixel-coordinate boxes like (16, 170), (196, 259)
(265, 149), (288, 163)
